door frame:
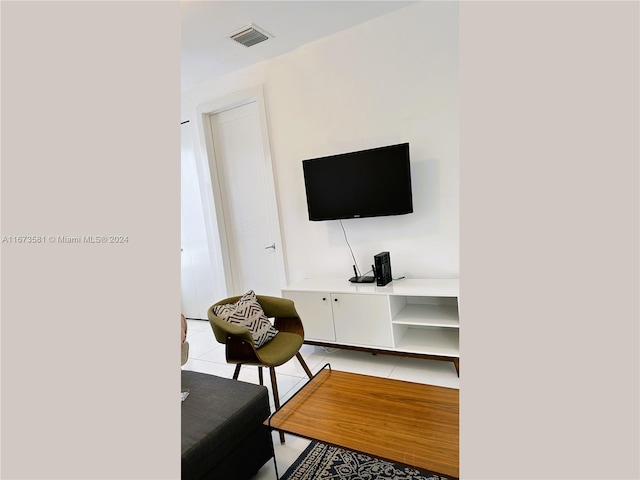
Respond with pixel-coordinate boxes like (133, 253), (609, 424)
(194, 85), (287, 297)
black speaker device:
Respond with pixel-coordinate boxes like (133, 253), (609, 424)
(374, 251), (392, 286)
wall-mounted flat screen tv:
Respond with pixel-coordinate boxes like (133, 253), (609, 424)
(302, 142), (413, 221)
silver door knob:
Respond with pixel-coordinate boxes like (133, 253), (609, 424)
(264, 243), (276, 250)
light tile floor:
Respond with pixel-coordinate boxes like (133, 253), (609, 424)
(182, 318), (459, 479)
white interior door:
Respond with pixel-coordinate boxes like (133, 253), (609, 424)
(181, 121), (220, 319)
(208, 101), (283, 297)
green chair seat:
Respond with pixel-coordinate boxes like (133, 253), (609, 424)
(256, 332), (304, 366)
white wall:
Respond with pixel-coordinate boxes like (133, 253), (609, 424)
(182, 2), (459, 286)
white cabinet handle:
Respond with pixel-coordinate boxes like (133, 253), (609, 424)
(264, 243), (276, 250)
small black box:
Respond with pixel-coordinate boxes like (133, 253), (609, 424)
(374, 251), (392, 286)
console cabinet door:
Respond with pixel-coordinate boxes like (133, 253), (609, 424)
(283, 291), (336, 342)
(331, 293), (393, 348)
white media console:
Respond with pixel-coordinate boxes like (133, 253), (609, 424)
(282, 278), (460, 375)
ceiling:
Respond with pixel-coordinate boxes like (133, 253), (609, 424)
(181, 1), (415, 91)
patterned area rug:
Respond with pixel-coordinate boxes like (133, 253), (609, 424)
(281, 441), (451, 480)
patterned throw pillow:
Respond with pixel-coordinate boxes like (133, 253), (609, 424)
(213, 290), (278, 348)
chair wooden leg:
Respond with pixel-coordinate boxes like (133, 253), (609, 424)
(296, 352), (313, 379)
(258, 366), (264, 386)
(269, 367), (285, 444)
(233, 364), (242, 380)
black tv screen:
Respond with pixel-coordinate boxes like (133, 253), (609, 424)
(302, 143), (413, 221)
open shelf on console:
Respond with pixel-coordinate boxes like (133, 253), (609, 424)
(393, 327), (459, 357)
(392, 303), (459, 328)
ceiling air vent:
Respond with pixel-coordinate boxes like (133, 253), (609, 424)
(229, 24), (271, 47)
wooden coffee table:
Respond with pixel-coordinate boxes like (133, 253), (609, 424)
(267, 365), (459, 479)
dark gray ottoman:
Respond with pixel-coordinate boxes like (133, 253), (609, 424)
(181, 370), (273, 480)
